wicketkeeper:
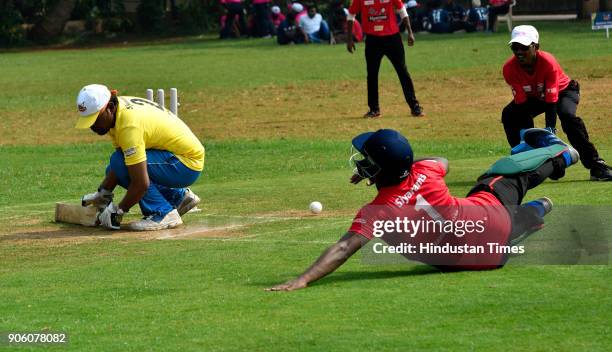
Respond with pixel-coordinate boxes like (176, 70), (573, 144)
(75, 84), (204, 231)
(501, 25), (612, 181)
(268, 128), (578, 291)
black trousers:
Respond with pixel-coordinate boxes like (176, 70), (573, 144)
(220, 3), (247, 39)
(487, 4), (509, 31)
(365, 33), (418, 111)
(501, 81), (600, 169)
(469, 157), (566, 239)
(253, 3), (273, 37)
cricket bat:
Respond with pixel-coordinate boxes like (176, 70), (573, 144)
(54, 202), (99, 227)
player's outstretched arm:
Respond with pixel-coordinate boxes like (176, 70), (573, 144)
(266, 232), (367, 291)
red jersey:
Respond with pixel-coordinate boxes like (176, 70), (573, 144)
(349, 160), (512, 268)
(503, 50), (571, 104)
(490, 0), (511, 6)
(348, 0), (403, 36)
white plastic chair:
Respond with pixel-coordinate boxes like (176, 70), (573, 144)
(498, 0), (517, 32)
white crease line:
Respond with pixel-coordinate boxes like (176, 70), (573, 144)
(225, 225), (315, 240)
(156, 216), (301, 240)
(156, 224), (247, 239)
(0, 200), (70, 210)
(201, 237), (334, 245)
(229, 219), (349, 241)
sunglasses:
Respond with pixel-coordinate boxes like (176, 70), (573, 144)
(511, 43), (532, 52)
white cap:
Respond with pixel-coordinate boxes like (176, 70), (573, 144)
(509, 25), (539, 46)
(406, 1), (418, 8)
(472, 0), (481, 7)
(75, 84), (111, 129)
(271, 5), (280, 14)
(291, 3), (303, 13)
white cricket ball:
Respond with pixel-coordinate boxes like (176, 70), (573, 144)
(309, 201), (323, 214)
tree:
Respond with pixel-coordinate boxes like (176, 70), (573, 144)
(29, 0), (78, 42)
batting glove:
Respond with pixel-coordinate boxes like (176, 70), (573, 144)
(98, 202), (124, 230)
(82, 188), (114, 210)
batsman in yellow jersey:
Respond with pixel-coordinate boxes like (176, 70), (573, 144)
(75, 84), (205, 231)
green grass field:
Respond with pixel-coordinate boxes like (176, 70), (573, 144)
(1, 21), (611, 351)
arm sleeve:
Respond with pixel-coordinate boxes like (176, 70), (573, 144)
(398, 6), (408, 19)
(348, 207), (375, 239)
(348, 0), (360, 19)
(393, 0), (405, 11)
(117, 126), (146, 166)
(544, 67), (561, 103)
(415, 160), (447, 177)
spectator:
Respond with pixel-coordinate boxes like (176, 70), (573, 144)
(220, 14), (239, 38)
(220, 0), (247, 39)
(271, 6), (286, 34)
(252, 0), (273, 37)
(428, 0), (451, 33)
(404, 1), (425, 33)
(329, 6), (363, 44)
(467, 0), (488, 32)
(291, 2), (307, 24)
(329, 1), (347, 37)
(299, 4), (330, 43)
(277, 11), (306, 45)
(444, 0), (475, 32)
(488, 0), (512, 32)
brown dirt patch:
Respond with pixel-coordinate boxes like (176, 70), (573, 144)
(2, 58), (611, 146)
(0, 221), (247, 245)
(0, 210), (334, 245)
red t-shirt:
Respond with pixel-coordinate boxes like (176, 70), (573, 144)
(348, 0), (403, 36)
(352, 19), (364, 42)
(490, 0), (511, 6)
(503, 50), (571, 104)
(349, 160), (512, 267)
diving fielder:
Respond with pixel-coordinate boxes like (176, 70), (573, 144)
(268, 128), (578, 291)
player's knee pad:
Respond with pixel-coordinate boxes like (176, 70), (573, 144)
(484, 144), (567, 176)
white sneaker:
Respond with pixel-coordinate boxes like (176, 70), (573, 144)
(177, 188), (201, 216)
(129, 209), (183, 231)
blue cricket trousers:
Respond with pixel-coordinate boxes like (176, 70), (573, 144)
(106, 150), (201, 220)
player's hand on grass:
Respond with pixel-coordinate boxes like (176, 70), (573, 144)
(98, 202), (124, 230)
(407, 33), (415, 47)
(265, 278), (308, 292)
(82, 188), (113, 210)
(347, 38), (355, 53)
(350, 173), (365, 184)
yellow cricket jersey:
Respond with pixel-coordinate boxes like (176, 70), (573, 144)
(108, 96), (205, 171)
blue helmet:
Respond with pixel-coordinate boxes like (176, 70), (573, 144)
(351, 129), (414, 182)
